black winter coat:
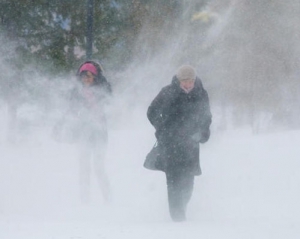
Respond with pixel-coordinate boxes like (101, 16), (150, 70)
(147, 76), (212, 175)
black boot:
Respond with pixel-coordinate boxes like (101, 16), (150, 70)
(170, 207), (186, 222)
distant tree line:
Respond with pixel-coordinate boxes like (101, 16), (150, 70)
(0, 0), (186, 74)
(1, 0), (300, 131)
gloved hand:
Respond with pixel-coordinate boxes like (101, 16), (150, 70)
(199, 129), (210, 143)
(191, 132), (202, 143)
(191, 129), (210, 144)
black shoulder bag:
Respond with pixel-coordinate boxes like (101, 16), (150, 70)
(144, 141), (165, 172)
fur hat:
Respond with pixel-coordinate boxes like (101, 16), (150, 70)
(176, 65), (196, 81)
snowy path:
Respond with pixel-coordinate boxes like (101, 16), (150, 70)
(1, 127), (300, 238)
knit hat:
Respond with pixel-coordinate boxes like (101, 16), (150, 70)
(176, 65), (196, 81)
(79, 63), (98, 75)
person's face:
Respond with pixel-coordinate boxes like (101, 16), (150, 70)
(80, 71), (95, 86)
(179, 78), (195, 93)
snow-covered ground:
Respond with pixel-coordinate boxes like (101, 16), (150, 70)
(0, 111), (300, 239)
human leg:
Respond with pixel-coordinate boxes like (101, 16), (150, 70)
(78, 146), (92, 203)
(93, 142), (111, 202)
(166, 169), (194, 221)
(181, 172), (194, 212)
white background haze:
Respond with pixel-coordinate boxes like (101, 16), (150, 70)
(1, 0), (300, 238)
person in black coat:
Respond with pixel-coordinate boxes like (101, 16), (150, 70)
(53, 60), (112, 203)
(147, 65), (212, 221)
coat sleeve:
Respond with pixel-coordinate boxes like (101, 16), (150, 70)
(147, 87), (172, 133)
(198, 89), (212, 143)
(147, 89), (164, 131)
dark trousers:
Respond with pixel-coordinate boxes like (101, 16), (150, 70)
(166, 168), (194, 221)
